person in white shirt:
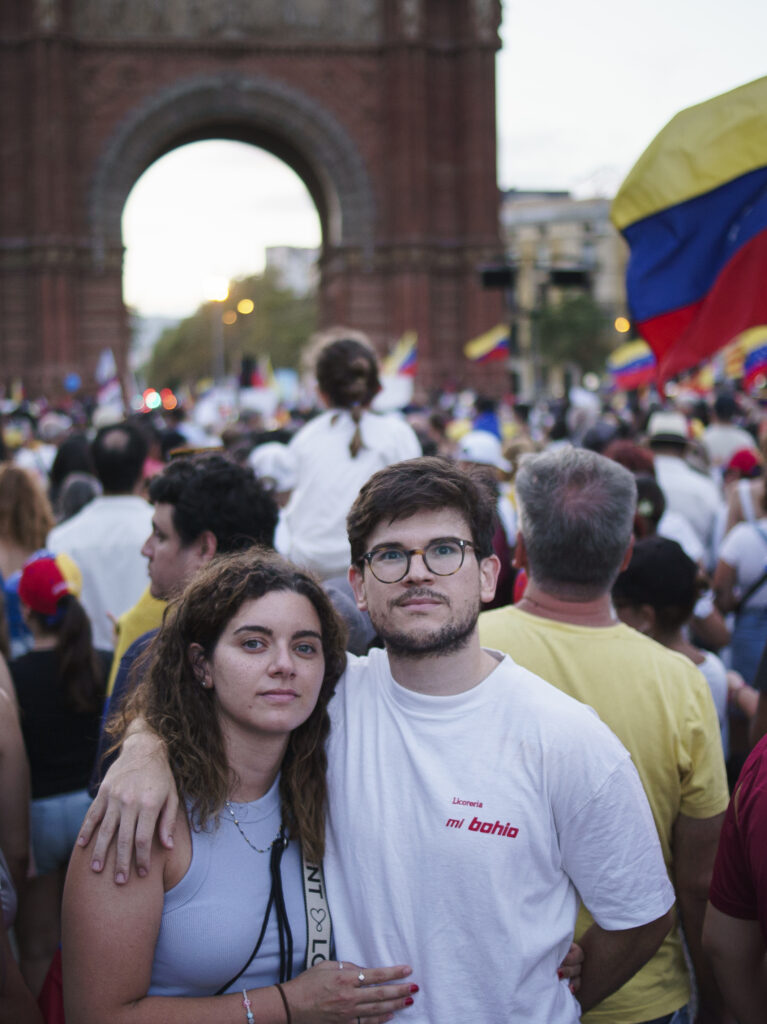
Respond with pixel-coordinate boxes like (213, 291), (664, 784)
(702, 393), (757, 469)
(80, 457), (674, 1023)
(278, 330), (421, 578)
(648, 411), (724, 568)
(47, 422), (153, 651)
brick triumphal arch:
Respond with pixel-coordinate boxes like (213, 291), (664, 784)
(1, 0), (504, 397)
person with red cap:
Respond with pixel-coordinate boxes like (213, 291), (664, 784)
(10, 553), (107, 995)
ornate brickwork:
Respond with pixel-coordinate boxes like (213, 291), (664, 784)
(71, 0), (382, 43)
(0, 0), (503, 397)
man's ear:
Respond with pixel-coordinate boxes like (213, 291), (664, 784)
(348, 563), (368, 611)
(197, 530), (218, 565)
(479, 553), (502, 604)
(618, 533), (635, 573)
(189, 643), (213, 689)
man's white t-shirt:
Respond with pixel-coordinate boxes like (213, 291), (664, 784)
(324, 649), (674, 1023)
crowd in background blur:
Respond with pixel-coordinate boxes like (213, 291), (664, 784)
(1, 328), (767, 1021)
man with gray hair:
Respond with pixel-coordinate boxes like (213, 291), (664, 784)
(480, 446), (729, 1024)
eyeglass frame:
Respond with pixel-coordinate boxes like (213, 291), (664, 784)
(358, 537), (477, 584)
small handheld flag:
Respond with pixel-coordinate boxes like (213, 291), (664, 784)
(463, 324), (509, 363)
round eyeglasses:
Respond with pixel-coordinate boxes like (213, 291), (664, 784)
(360, 538), (475, 583)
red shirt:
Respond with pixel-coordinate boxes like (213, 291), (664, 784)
(709, 735), (767, 943)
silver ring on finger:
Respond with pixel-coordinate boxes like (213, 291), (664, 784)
(338, 961), (344, 970)
(357, 971), (365, 983)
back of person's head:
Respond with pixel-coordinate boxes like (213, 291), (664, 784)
(90, 422), (148, 494)
(49, 433), (96, 497)
(313, 330), (381, 458)
(515, 446), (637, 599)
(18, 553), (104, 713)
(147, 452), (278, 552)
(724, 448), (762, 482)
(713, 392), (738, 422)
(646, 410), (689, 453)
(603, 439), (656, 477)
(55, 473), (102, 523)
(474, 395), (497, 415)
(347, 455), (497, 565)
(0, 464), (55, 549)
(128, 550), (347, 861)
(612, 536), (698, 634)
(634, 474), (666, 536)
(314, 331), (380, 411)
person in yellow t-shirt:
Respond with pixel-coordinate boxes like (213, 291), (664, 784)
(480, 446), (729, 1024)
(105, 587), (165, 697)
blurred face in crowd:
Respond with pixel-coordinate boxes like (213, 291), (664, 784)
(142, 503), (209, 600)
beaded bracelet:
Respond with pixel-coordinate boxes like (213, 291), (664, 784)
(242, 988), (255, 1024)
(275, 983), (292, 1024)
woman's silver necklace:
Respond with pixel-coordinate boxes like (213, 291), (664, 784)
(224, 800), (283, 854)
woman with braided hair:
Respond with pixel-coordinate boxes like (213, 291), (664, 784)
(280, 330), (421, 579)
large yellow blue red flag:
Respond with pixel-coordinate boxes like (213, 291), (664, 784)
(463, 324), (509, 363)
(611, 76), (767, 384)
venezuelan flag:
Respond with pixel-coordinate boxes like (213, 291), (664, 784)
(606, 340), (657, 391)
(722, 336), (745, 380)
(382, 331), (418, 376)
(611, 76), (767, 384)
(740, 325), (767, 387)
(463, 324), (509, 363)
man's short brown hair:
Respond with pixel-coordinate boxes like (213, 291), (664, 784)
(346, 456), (497, 565)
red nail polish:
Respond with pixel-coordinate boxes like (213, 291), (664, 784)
(405, 997), (414, 1006)
(557, 969), (564, 979)
(409, 984), (419, 993)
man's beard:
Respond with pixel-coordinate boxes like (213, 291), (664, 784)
(373, 597), (480, 659)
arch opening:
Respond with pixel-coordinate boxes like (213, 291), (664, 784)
(90, 73), (376, 269)
(122, 139), (322, 320)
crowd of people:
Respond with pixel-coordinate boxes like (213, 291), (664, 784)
(0, 329), (766, 1023)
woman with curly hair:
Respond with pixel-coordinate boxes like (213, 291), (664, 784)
(62, 550), (415, 1024)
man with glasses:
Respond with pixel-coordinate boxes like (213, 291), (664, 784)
(81, 456), (675, 1023)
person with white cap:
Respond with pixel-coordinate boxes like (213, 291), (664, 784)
(647, 410), (724, 567)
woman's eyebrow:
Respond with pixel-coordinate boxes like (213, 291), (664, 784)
(232, 626), (322, 642)
(233, 624), (273, 636)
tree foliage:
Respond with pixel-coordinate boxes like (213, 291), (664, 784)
(145, 269), (317, 389)
(534, 294), (614, 373)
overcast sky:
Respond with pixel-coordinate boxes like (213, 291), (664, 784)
(123, 0), (767, 318)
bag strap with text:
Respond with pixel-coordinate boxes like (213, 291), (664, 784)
(302, 851), (334, 969)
